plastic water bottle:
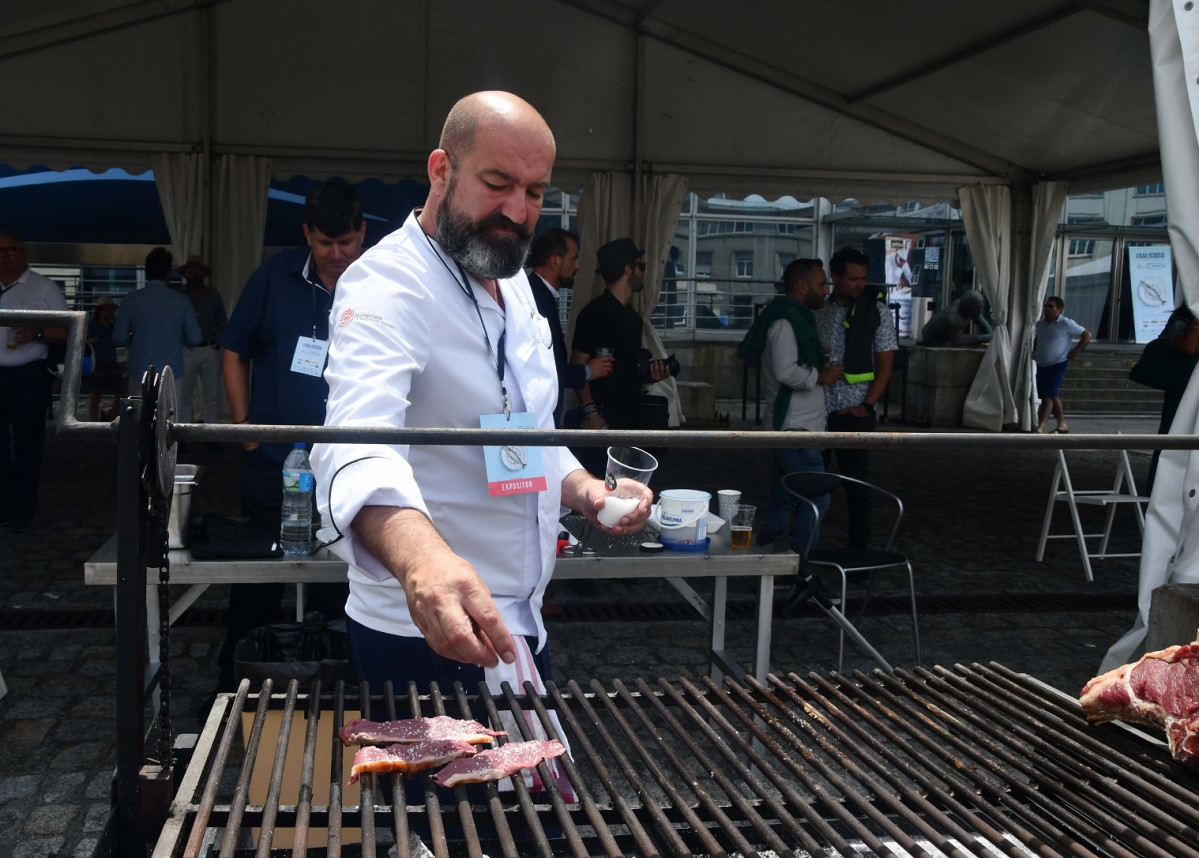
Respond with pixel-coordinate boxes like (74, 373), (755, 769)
(280, 443), (314, 556)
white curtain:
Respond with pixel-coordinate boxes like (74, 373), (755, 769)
(151, 152), (205, 264)
(1100, 0), (1199, 670)
(574, 171), (690, 424)
(960, 185), (1014, 431)
(1012, 181), (1069, 430)
(211, 154), (272, 312)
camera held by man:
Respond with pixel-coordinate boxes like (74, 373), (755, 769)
(636, 349), (680, 381)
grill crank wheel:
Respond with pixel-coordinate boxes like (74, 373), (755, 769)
(105, 365), (184, 857)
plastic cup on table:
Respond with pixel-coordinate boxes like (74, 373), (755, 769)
(730, 504), (756, 549)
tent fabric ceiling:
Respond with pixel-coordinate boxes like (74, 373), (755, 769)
(0, 0), (1158, 203)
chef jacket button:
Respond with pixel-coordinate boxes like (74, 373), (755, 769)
(1170, 554), (1176, 563)
(1191, 489), (1196, 497)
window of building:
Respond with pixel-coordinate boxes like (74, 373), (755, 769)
(1068, 238), (1097, 257)
(1056, 187), (1171, 342)
(695, 252), (713, 278)
(777, 252), (796, 277)
(697, 220), (754, 236)
(776, 223), (797, 235)
(734, 251), (753, 278)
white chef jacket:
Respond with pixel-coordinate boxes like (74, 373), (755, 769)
(312, 212), (582, 650)
(0, 268), (69, 367)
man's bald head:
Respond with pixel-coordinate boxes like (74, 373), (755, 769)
(421, 91), (557, 280)
(439, 91), (556, 165)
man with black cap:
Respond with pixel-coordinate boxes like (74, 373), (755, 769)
(570, 236), (669, 473)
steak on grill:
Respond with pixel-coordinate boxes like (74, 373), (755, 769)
(340, 716), (506, 746)
(434, 739), (566, 788)
(1080, 640), (1199, 768)
(348, 739), (478, 785)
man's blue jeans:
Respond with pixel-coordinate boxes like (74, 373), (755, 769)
(766, 440), (828, 549)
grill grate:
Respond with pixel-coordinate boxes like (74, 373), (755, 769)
(154, 663), (1199, 858)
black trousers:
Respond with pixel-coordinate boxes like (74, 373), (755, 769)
(216, 447), (348, 689)
(825, 408), (877, 548)
(0, 360), (50, 526)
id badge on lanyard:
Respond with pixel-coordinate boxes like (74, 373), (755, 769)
(291, 336), (329, 376)
(482, 411), (547, 496)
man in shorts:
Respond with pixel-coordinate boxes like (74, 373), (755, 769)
(1033, 296), (1091, 434)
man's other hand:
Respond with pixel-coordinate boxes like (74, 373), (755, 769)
(579, 476), (653, 534)
(587, 355), (614, 380)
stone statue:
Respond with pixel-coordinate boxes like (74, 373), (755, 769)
(920, 289), (993, 347)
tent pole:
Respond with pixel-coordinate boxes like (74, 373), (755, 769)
(201, 3), (213, 262)
(633, 29), (644, 235)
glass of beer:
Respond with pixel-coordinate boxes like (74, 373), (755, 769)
(730, 504), (756, 549)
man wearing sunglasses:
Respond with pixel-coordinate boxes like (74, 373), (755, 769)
(570, 237), (669, 473)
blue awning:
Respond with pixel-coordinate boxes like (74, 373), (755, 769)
(0, 165), (427, 249)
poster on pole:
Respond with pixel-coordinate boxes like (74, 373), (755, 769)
(1127, 245), (1174, 343)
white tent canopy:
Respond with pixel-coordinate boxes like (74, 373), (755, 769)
(1101, 0), (1199, 670)
(0, 0), (1157, 195)
(0, 1), (1162, 426)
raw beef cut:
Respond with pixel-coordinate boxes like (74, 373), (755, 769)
(348, 739), (477, 784)
(1080, 641), (1199, 768)
(434, 740), (567, 788)
(340, 716), (506, 746)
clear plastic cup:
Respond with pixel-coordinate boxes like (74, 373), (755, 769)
(597, 446), (657, 527)
(730, 504), (756, 549)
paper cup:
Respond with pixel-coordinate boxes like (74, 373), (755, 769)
(717, 489), (741, 523)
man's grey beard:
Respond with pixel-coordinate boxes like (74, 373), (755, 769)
(436, 190), (531, 280)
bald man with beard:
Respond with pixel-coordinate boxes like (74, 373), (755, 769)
(312, 92), (652, 691)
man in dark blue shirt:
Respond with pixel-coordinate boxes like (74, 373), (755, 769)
(213, 178), (364, 692)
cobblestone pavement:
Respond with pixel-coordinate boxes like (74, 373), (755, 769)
(0, 407), (1163, 857)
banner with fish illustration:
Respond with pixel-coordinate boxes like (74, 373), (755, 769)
(1128, 245), (1174, 343)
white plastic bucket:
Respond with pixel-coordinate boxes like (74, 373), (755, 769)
(658, 489), (711, 545)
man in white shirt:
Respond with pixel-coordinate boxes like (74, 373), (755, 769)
(313, 91), (652, 689)
(1033, 296), (1091, 434)
(739, 259), (842, 546)
(0, 231), (69, 532)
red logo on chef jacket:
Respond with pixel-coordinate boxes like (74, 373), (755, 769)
(339, 308), (355, 327)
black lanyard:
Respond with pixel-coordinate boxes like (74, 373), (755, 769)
(304, 257), (330, 339)
(424, 233), (510, 417)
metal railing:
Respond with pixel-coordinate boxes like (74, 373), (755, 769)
(5, 308), (1196, 454)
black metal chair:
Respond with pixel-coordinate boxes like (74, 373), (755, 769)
(779, 471), (921, 671)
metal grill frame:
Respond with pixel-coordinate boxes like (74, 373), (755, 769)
(153, 662), (1199, 858)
